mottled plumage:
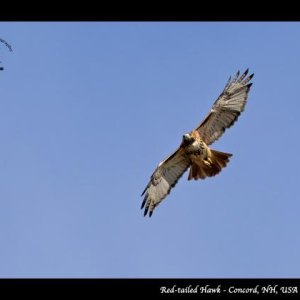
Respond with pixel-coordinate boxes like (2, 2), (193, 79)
(141, 69), (254, 217)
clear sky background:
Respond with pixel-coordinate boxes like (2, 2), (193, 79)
(0, 22), (299, 278)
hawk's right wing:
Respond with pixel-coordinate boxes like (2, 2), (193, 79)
(141, 148), (191, 217)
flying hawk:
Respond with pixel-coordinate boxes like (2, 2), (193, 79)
(141, 69), (254, 217)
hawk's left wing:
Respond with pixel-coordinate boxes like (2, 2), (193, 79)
(141, 148), (190, 217)
(195, 69), (254, 145)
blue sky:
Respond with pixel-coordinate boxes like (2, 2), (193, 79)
(0, 22), (299, 278)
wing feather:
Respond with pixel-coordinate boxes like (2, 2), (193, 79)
(195, 69), (254, 145)
(141, 148), (190, 217)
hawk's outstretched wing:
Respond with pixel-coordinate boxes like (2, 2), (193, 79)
(195, 69), (254, 145)
(141, 148), (190, 217)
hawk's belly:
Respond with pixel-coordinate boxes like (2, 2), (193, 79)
(187, 141), (206, 155)
(187, 140), (207, 158)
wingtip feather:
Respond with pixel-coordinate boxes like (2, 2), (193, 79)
(141, 195), (147, 209)
(143, 207), (149, 217)
(248, 73), (254, 80)
(141, 187), (147, 196)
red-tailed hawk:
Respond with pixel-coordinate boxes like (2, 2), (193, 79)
(141, 69), (254, 217)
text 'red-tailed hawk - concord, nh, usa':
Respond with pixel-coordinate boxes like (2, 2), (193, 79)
(141, 69), (254, 217)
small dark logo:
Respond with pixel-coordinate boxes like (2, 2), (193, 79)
(0, 38), (13, 70)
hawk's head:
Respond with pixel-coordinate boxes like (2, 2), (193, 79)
(182, 133), (194, 146)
